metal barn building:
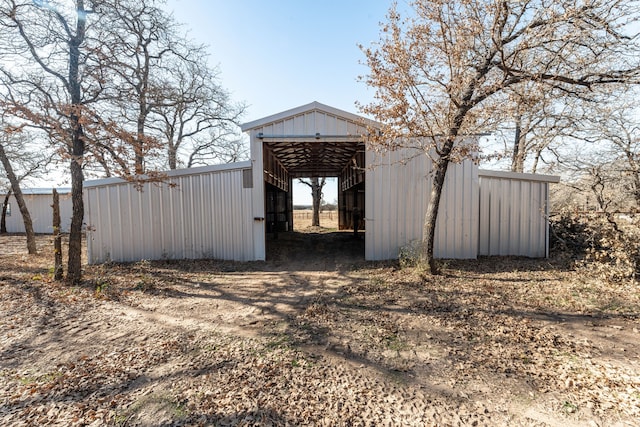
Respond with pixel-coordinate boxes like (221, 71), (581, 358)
(84, 101), (559, 264)
(3, 188), (72, 234)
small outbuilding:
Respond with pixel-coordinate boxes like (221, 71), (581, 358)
(84, 101), (559, 264)
(2, 188), (72, 234)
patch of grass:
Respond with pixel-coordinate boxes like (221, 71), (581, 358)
(600, 298), (626, 313)
(520, 355), (532, 364)
(94, 280), (110, 297)
(133, 275), (157, 292)
(266, 335), (291, 350)
(398, 241), (423, 269)
(561, 400), (578, 414)
(113, 392), (188, 426)
(19, 370), (63, 386)
(18, 375), (36, 386)
(383, 333), (408, 352)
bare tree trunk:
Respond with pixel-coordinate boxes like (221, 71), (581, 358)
(299, 177), (326, 227)
(311, 177), (324, 226)
(52, 189), (63, 280)
(422, 101), (467, 275)
(67, 137), (84, 284)
(423, 156), (449, 275)
(623, 152), (640, 206)
(0, 143), (37, 254)
(1, 190), (11, 234)
(66, 1), (87, 284)
(135, 118), (146, 174)
(168, 144), (178, 170)
(531, 149), (542, 174)
(511, 116), (525, 173)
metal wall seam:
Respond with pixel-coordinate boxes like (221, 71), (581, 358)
(365, 147), (478, 261)
(478, 175), (551, 257)
(84, 165), (255, 264)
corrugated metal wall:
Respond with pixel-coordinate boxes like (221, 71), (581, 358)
(248, 108), (369, 137)
(365, 148), (479, 260)
(478, 170), (554, 257)
(84, 162), (256, 264)
(3, 191), (73, 233)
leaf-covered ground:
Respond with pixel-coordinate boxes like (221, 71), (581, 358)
(1, 232), (639, 426)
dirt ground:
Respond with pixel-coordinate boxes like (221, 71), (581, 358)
(1, 223), (639, 426)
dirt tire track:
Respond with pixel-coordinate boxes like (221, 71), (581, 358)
(2, 232), (639, 426)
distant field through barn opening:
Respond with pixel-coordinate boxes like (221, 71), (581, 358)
(292, 210), (338, 230)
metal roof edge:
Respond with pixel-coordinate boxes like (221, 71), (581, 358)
(478, 169), (560, 183)
(13, 187), (72, 195)
(84, 161), (252, 188)
(240, 101), (380, 132)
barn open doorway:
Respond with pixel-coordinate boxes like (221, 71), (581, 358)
(240, 102), (377, 262)
(260, 135), (366, 261)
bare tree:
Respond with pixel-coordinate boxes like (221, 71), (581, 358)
(0, 0), (105, 283)
(1, 0), (243, 281)
(577, 99), (640, 208)
(299, 177), (326, 226)
(0, 127), (50, 237)
(93, 0), (183, 176)
(185, 131), (248, 168)
(89, 0), (245, 175)
(553, 97), (640, 213)
(0, 189), (10, 233)
(0, 137), (36, 252)
(150, 56), (246, 170)
(360, 0), (640, 273)
(501, 87), (579, 174)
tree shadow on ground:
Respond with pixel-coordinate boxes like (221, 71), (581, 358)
(265, 230), (366, 271)
(4, 233), (640, 425)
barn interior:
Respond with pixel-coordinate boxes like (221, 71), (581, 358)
(259, 133), (365, 235)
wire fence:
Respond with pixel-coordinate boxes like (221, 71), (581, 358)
(292, 210), (339, 230)
(293, 211), (335, 221)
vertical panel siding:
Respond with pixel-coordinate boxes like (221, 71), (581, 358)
(435, 159), (479, 258)
(365, 148), (478, 260)
(85, 163), (255, 264)
(249, 110), (369, 138)
(4, 191), (73, 233)
(478, 172), (551, 257)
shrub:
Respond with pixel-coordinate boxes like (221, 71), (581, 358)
(398, 240), (424, 269)
(550, 211), (639, 282)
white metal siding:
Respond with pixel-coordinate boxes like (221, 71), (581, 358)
(365, 148), (478, 260)
(478, 171), (551, 257)
(250, 132), (266, 261)
(84, 163), (256, 264)
(4, 192), (73, 233)
(249, 110), (369, 137)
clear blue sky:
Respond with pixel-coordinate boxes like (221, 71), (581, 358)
(165, 0), (391, 119)
(164, 1), (394, 205)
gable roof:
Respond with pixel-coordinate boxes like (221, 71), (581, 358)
(240, 101), (379, 132)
